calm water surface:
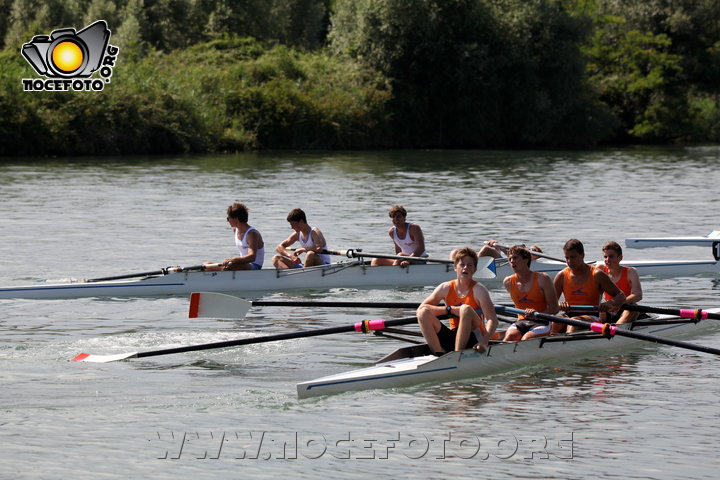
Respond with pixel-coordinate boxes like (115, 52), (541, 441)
(1, 148), (720, 479)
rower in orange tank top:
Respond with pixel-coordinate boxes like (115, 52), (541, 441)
(559, 265), (602, 313)
(445, 279), (483, 331)
(416, 247), (499, 355)
(553, 239), (627, 333)
(507, 272), (547, 319)
(601, 265), (631, 300)
(600, 240), (643, 324)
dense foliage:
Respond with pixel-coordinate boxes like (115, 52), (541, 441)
(0, 0), (717, 155)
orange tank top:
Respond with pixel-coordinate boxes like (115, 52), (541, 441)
(508, 272), (547, 319)
(445, 279), (480, 329)
(560, 265), (601, 308)
(601, 265), (631, 301)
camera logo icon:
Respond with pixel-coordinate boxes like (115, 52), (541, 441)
(22, 20), (111, 78)
(21, 20), (119, 91)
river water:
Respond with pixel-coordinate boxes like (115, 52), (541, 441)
(1, 148), (719, 479)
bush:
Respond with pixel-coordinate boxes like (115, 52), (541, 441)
(0, 36), (392, 155)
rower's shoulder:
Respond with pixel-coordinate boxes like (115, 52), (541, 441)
(535, 271), (553, 283)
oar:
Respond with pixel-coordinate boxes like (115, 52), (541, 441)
(495, 305), (720, 356)
(70, 313), (438, 363)
(85, 263), (221, 283)
(622, 304), (720, 321)
(325, 248), (452, 264)
(487, 242), (566, 263)
(188, 292), (422, 318)
(188, 292), (596, 320)
(325, 249), (497, 279)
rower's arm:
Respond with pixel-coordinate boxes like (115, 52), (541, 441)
(409, 224), (426, 257)
(626, 267), (643, 304)
(597, 272), (627, 311)
(275, 232), (299, 256)
(539, 272), (560, 315)
(476, 284), (498, 342)
(419, 283), (451, 317)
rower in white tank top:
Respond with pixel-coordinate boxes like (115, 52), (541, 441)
(234, 227), (264, 269)
(393, 222), (427, 256)
(298, 227), (331, 264)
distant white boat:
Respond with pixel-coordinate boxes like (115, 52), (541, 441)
(626, 230), (720, 251)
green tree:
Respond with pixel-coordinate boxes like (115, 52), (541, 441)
(115, 0), (146, 61)
(4, 0), (76, 49)
(579, 0), (712, 142)
(82, 0), (118, 31)
(330, 0), (611, 147)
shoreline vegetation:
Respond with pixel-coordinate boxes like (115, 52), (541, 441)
(1, 0), (718, 156)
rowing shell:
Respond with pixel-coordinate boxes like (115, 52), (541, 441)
(0, 259), (492, 300)
(626, 230), (720, 259)
(297, 309), (720, 398)
(1, 256), (718, 300)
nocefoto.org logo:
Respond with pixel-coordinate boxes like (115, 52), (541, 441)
(21, 20), (120, 92)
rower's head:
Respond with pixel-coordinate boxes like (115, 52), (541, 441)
(602, 241), (623, 267)
(227, 202), (249, 224)
(507, 245), (532, 269)
(388, 205), (407, 226)
(451, 247), (478, 277)
(286, 208), (308, 225)
(563, 238), (586, 268)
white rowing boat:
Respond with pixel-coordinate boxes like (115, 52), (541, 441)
(297, 309), (720, 398)
(1, 256), (718, 300)
(0, 259), (491, 300)
(626, 230), (720, 249)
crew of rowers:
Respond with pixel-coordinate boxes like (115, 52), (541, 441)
(211, 202), (642, 355)
(417, 240), (642, 356)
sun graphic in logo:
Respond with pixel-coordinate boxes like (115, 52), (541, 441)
(51, 41), (84, 73)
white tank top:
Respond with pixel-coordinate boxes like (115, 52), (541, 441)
(298, 227), (331, 264)
(393, 222), (426, 256)
(234, 227), (264, 267)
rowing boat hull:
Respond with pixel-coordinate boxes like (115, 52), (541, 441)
(1, 256), (718, 299)
(297, 311), (719, 398)
(625, 230), (720, 248)
(0, 262), (463, 300)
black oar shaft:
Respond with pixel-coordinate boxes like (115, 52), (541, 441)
(251, 301), (421, 308)
(134, 314), (436, 359)
(86, 269), (168, 282)
(136, 325), (359, 358)
(326, 249), (452, 264)
(86, 264), (210, 283)
(492, 243), (566, 263)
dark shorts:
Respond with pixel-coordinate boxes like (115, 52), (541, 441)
(437, 323), (478, 353)
(511, 319), (549, 335)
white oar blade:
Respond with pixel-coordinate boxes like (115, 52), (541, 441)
(188, 292), (252, 319)
(478, 256), (497, 279)
(71, 352), (139, 363)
